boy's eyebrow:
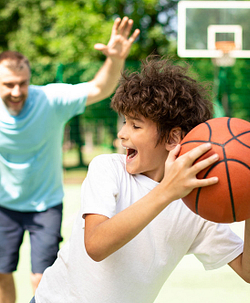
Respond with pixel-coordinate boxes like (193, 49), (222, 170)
(126, 114), (144, 122)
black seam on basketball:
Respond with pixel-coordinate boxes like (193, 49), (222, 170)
(181, 140), (222, 147)
(182, 117), (250, 149)
(182, 132), (250, 149)
(183, 117), (250, 222)
(227, 117), (231, 135)
(204, 121), (212, 141)
(222, 146), (236, 222)
(195, 160), (222, 214)
(227, 117), (234, 139)
(227, 158), (250, 169)
(224, 130), (250, 148)
(225, 117), (250, 148)
(195, 158), (237, 222)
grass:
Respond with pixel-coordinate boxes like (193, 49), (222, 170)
(14, 146), (250, 302)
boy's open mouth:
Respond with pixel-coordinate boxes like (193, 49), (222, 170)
(127, 148), (138, 159)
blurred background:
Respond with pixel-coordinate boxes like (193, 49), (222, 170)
(1, 0), (249, 171)
(0, 0), (249, 302)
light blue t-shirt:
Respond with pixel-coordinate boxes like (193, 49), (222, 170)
(0, 83), (89, 212)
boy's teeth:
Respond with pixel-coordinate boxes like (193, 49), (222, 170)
(127, 149), (137, 159)
(128, 151), (135, 159)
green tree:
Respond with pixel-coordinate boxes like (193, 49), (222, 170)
(91, 0), (179, 58)
(0, 0), (113, 64)
(0, 0), (178, 65)
(3, 0), (250, 162)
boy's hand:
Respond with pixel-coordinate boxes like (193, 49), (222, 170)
(94, 17), (140, 60)
(161, 143), (219, 202)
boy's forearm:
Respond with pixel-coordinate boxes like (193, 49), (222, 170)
(229, 218), (250, 283)
(242, 218), (250, 282)
(84, 185), (172, 262)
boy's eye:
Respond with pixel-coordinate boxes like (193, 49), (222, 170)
(133, 124), (140, 129)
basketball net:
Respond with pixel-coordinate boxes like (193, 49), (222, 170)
(212, 41), (236, 67)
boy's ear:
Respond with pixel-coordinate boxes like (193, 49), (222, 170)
(165, 127), (183, 151)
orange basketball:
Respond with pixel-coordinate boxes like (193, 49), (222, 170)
(179, 117), (250, 223)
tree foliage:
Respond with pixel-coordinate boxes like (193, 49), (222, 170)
(0, 0), (180, 89)
(0, 0), (178, 66)
(0, 0), (111, 64)
(0, 0), (250, 129)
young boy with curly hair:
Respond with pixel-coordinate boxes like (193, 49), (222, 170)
(32, 57), (249, 303)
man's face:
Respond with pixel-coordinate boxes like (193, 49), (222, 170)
(0, 60), (30, 116)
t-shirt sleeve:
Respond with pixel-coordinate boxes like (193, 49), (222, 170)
(187, 221), (244, 270)
(42, 82), (90, 121)
(81, 155), (120, 221)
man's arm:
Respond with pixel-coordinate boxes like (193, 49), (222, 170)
(84, 143), (219, 261)
(86, 17), (140, 106)
(228, 218), (250, 283)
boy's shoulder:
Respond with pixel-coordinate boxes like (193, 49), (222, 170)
(84, 154), (128, 194)
(89, 153), (126, 173)
(89, 153), (159, 189)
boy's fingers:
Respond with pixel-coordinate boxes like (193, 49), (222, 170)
(193, 152), (219, 173)
(167, 144), (181, 164)
(189, 144), (219, 186)
(183, 143), (212, 165)
(195, 173), (219, 188)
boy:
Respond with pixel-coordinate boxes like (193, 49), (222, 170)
(32, 57), (249, 303)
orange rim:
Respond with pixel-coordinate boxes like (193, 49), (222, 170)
(215, 41), (236, 53)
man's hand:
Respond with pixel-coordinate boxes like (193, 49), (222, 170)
(94, 17), (140, 60)
(86, 17), (140, 105)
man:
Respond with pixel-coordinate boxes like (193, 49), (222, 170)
(0, 16), (140, 303)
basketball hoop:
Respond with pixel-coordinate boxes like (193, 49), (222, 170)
(212, 41), (236, 67)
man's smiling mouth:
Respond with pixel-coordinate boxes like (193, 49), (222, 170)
(9, 97), (24, 104)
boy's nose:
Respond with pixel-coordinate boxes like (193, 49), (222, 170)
(118, 124), (128, 140)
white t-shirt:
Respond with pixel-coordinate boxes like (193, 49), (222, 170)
(35, 154), (243, 303)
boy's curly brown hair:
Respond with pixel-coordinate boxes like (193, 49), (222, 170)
(111, 56), (214, 144)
